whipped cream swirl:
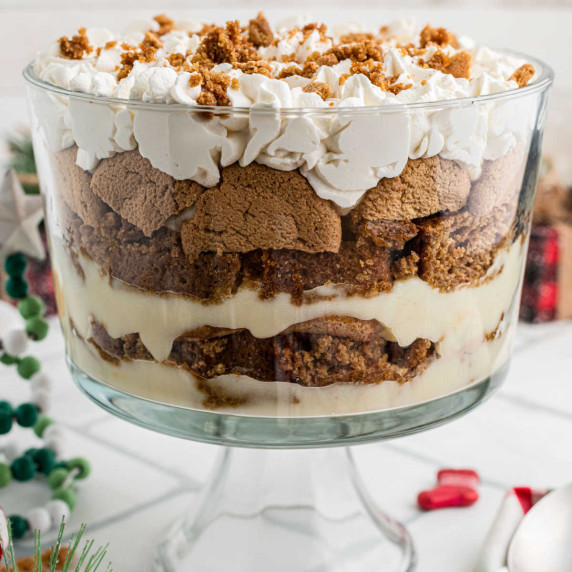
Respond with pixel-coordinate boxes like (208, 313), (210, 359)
(29, 17), (541, 208)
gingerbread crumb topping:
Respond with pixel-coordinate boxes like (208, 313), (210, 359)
(235, 60), (273, 76)
(142, 30), (163, 50)
(193, 20), (259, 66)
(195, 67), (232, 106)
(47, 14), (535, 107)
(339, 32), (376, 44)
(154, 14), (175, 36)
(509, 64), (535, 87)
(419, 24), (459, 49)
(168, 52), (186, 68)
(426, 49), (472, 79)
(59, 27), (93, 60)
(302, 81), (332, 100)
(248, 12), (273, 47)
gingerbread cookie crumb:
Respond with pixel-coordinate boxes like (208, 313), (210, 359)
(302, 81), (331, 100)
(509, 64), (535, 87)
(444, 51), (472, 79)
(419, 24), (458, 48)
(248, 12), (273, 47)
(59, 27), (93, 60)
(154, 13), (175, 36)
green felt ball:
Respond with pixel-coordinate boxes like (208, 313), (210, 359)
(25, 316), (49, 341)
(4, 253), (27, 278)
(16, 356), (40, 380)
(0, 411), (12, 435)
(0, 352), (19, 365)
(52, 487), (76, 511)
(32, 448), (57, 475)
(9, 515), (29, 539)
(18, 295), (45, 319)
(34, 415), (54, 437)
(15, 403), (39, 428)
(0, 401), (13, 415)
(48, 467), (69, 490)
(5, 276), (28, 299)
(11, 456), (36, 482)
(67, 457), (91, 480)
(53, 461), (69, 471)
(0, 462), (12, 487)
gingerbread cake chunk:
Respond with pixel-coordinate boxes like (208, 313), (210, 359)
(351, 156), (471, 223)
(90, 150), (204, 237)
(468, 145), (526, 216)
(417, 202), (516, 290)
(181, 163), (342, 261)
(52, 147), (109, 228)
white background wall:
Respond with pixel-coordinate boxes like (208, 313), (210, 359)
(1, 2), (571, 177)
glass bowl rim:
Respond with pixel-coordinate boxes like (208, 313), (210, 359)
(23, 49), (553, 116)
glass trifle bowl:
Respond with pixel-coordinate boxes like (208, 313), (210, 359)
(24, 16), (552, 571)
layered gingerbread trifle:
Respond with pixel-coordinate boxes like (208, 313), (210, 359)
(26, 14), (549, 415)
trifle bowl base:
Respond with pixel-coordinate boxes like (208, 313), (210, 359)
(70, 361), (509, 571)
(69, 360), (508, 448)
(152, 447), (415, 572)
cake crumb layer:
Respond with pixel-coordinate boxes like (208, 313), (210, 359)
(89, 317), (438, 387)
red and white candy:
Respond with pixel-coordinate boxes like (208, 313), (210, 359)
(418, 468), (480, 511)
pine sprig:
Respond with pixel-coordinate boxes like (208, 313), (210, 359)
(0, 519), (112, 572)
(6, 132), (36, 175)
(5, 131), (39, 195)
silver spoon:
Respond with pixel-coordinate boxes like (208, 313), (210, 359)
(508, 483), (572, 572)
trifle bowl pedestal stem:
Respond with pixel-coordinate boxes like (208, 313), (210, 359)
(153, 446), (415, 572)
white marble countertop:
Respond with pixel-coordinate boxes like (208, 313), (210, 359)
(1, 306), (571, 571)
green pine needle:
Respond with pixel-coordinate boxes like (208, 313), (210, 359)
(5, 132), (36, 175)
(5, 131), (39, 195)
(0, 518), (111, 572)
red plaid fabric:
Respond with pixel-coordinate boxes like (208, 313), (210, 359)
(520, 225), (559, 323)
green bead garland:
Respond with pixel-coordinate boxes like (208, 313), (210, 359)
(34, 415), (54, 437)
(2, 252), (91, 538)
(0, 413), (13, 435)
(11, 456), (36, 482)
(33, 448), (57, 475)
(4, 253), (27, 278)
(17, 295), (45, 319)
(0, 462), (12, 487)
(5, 276), (28, 299)
(0, 352), (20, 365)
(9, 515), (29, 540)
(25, 316), (49, 341)
(14, 402), (39, 427)
(67, 458), (91, 480)
(0, 401), (13, 414)
(16, 356), (41, 379)
(52, 487), (77, 511)
(48, 467), (69, 490)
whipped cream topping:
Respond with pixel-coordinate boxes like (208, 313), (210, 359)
(28, 15), (542, 208)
